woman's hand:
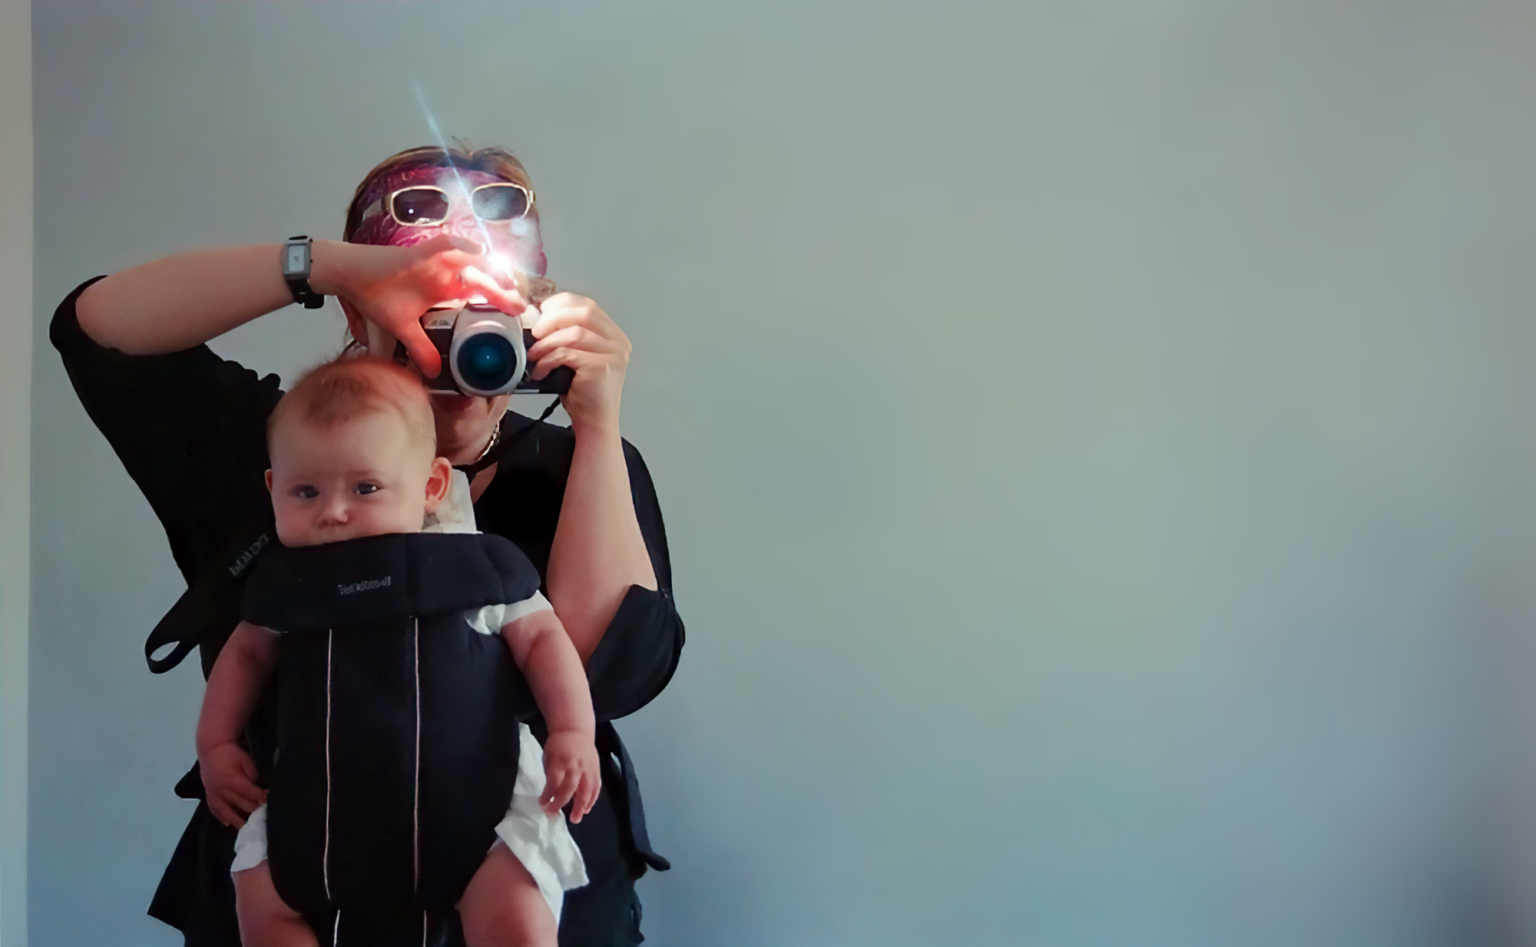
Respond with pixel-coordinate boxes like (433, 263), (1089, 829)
(526, 293), (632, 436)
(540, 729), (601, 823)
(315, 235), (529, 378)
(199, 741), (266, 829)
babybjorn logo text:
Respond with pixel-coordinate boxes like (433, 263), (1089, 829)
(227, 534), (270, 577)
(337, 576), (392, 596)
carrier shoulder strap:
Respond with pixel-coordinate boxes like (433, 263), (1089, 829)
(143, 507), (277, 674)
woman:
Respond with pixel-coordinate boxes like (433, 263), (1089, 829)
(51, 144), (683, 946)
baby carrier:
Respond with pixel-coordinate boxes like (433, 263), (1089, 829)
(241, 531), (543, 945)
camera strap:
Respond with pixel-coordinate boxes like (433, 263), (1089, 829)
(454, 398), (561, 478)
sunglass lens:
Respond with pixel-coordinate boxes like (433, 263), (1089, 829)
(473, 185), (529, 221)
(392, 188), (451, 224)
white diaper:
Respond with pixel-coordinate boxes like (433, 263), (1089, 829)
(231, 722), (588, 923)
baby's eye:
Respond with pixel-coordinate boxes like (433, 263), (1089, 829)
(292, 485), (318, 499)
(355, 482), (381, 496)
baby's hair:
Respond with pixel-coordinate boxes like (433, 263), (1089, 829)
(268, 356), (436, 456)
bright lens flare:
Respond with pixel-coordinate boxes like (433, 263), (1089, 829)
(488, 252), (512, 276)
(409, 78), (495, 253)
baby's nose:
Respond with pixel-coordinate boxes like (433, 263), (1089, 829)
(317, 497), (350, 525)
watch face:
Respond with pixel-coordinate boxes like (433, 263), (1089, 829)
(285, 245), (306, 273)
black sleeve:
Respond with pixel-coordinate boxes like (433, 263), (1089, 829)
(583, 440), (685, 722)
(50, 277), (283, 584)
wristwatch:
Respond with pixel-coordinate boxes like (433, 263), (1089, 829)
(281, 236), (326, 309)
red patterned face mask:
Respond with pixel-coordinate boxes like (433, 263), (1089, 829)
(351, 166), (547, 276)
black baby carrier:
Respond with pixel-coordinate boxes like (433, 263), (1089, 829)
(241, 532), (543, 945)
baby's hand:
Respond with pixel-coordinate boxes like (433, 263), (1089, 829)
(199, 741), (266, 828)
(541, 729), (600, 823)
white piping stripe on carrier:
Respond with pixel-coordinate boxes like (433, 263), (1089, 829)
(415, 617), (426, 946)
(322, 625), (431, 943)
(324, 628), (334, 902)
(327, 628), (338, 944)
(413, 615), (422, 894)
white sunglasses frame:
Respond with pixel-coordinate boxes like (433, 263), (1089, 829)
(359, 182), (537, 228)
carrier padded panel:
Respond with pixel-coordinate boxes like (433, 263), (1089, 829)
(240, 533), (544, 918)
(241, 532), (542, 631)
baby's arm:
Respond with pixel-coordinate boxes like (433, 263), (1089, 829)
(196, 620), (278, 828)
(501, 609), (601, 822)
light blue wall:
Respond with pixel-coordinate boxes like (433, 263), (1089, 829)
(2, 4), (33, 946)
(30, 3), (1536, 945)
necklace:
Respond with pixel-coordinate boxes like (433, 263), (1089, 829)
(454, 398), (562, 477)
(454, 421), (502, 476)
(470, 422), (501, 465)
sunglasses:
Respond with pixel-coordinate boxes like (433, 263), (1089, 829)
(360, 182), (536, 228)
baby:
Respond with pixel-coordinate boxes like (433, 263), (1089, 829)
(196, 356), (598, 946)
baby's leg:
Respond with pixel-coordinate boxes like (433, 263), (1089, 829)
(458, 841), (558, 947)
(233, 862), (318, 947)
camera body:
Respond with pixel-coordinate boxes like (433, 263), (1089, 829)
(370, 303), (572, 397)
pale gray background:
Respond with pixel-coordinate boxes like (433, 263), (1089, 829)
(24, 2), (1536, 946)
(3, 4), (35, 946)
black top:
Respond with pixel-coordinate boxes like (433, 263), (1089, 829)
(51, 276), (682, 945)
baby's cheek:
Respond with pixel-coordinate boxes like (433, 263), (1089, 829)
(271, 504), (316, 548)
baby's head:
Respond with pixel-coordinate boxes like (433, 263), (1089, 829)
(265, 356), (452, 548)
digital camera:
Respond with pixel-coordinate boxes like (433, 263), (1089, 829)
(371, 303), (572, 397)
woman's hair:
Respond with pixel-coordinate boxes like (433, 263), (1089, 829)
(342, 141), (536, 243)
(268, 356), (436, 456)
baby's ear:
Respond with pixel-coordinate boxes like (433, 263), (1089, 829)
(264, 470), (273, 493)
(423, 457), (454, 513)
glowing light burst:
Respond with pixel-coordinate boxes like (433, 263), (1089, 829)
(409, 78), (496, 254)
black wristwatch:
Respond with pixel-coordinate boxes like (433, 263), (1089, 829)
(281, 236), (326, 309)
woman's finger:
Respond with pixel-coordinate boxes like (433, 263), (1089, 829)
(458, 265), (528, 316)
(394, 320), (443, 379)
(527, 345), (589, 382)
(525, 324), (621, 363)
(530, 298), (621, 341)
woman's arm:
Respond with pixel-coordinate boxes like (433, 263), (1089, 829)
(527, 293), (658, 661)
(76, 244), (301, 354)
(75, 236), (525, 372)
(547, 429), (659, 662)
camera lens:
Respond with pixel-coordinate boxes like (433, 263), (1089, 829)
(455, 334), (517, 390)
